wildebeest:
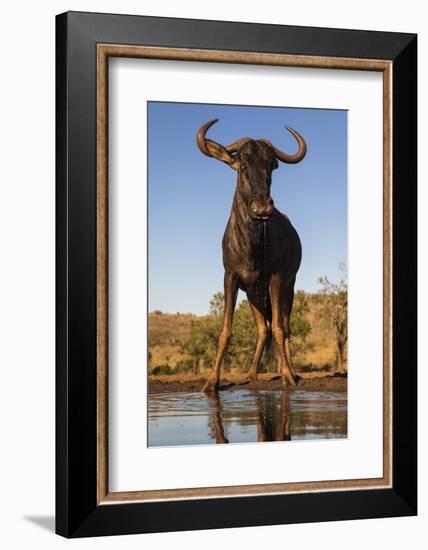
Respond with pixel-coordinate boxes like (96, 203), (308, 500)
(197, 119), (306, 392)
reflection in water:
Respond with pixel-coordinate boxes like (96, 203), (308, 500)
(207, 391), (290, 443)
(148, 389), (347, 447)
(208, 393), (229, 444)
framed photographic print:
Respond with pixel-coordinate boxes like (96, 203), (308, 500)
(56, 11), (417, 538)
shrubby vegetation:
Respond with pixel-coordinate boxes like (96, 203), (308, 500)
(149, 267), (347, 376)
(150, 364), (173, 375)
(180, 292), (312, 374)
(316, 263), (348, 373)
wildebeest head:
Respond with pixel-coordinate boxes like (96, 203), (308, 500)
(196, 119), (306, 221)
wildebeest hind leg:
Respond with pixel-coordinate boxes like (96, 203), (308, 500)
(269, 274), (296, 386)
(283, 318), (297, 378)
(283, 283), (297, 378)
(246, 302), (268, 381)
(276, 333), (295, 378)
(285, 338), (296, 378)
(202, 270), (239, 392)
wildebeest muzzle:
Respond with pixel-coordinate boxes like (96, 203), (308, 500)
(249, 198), (274, 220)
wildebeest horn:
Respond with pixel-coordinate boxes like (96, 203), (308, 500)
(225, 137), (252, 153)
(262, 126), (307, 164)
(196, 119), (238, 168)
(196, 118), (219, 156)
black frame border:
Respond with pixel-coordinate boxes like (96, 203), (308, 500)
(56, 11), (417, 538)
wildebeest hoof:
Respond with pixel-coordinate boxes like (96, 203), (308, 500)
(282, 373), (297, 387)
(202, 379), (219, 393)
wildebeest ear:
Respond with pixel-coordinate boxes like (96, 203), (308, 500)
(204, 139), (240, 170)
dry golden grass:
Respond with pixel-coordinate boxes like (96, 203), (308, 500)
(148, 311), (193, 368)
(295, 296), (339, 368)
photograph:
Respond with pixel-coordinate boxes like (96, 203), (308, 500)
(147, 101), (348, 447)
(0, 0), (421, 545)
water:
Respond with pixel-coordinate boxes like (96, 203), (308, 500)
(148, 389), (347, 447)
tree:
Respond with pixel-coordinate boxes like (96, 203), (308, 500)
(180, 315), (223, 373)
(209, 292), (225, 317)
(317, 263), (348, 373)
(289, 290), (312, 360)
(227, 300), (257, 371)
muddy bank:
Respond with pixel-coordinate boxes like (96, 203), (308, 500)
(149, 372), (347, 394)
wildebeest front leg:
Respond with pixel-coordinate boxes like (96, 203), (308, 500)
(202, 270), (239, 392)
(270, 275), (296, 386)
(247, 302), (268, 381)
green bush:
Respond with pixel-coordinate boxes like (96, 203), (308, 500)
(151, 364), (173, 375)
(179, 293), (313, 374)
(175, 358), (195, 374)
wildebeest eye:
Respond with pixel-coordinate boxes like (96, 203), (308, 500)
(273, 159), (279, 170)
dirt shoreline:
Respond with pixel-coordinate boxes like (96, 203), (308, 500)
(149, 372), (347, 394)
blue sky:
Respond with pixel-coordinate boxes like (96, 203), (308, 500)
(148, 101), (347, 315)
